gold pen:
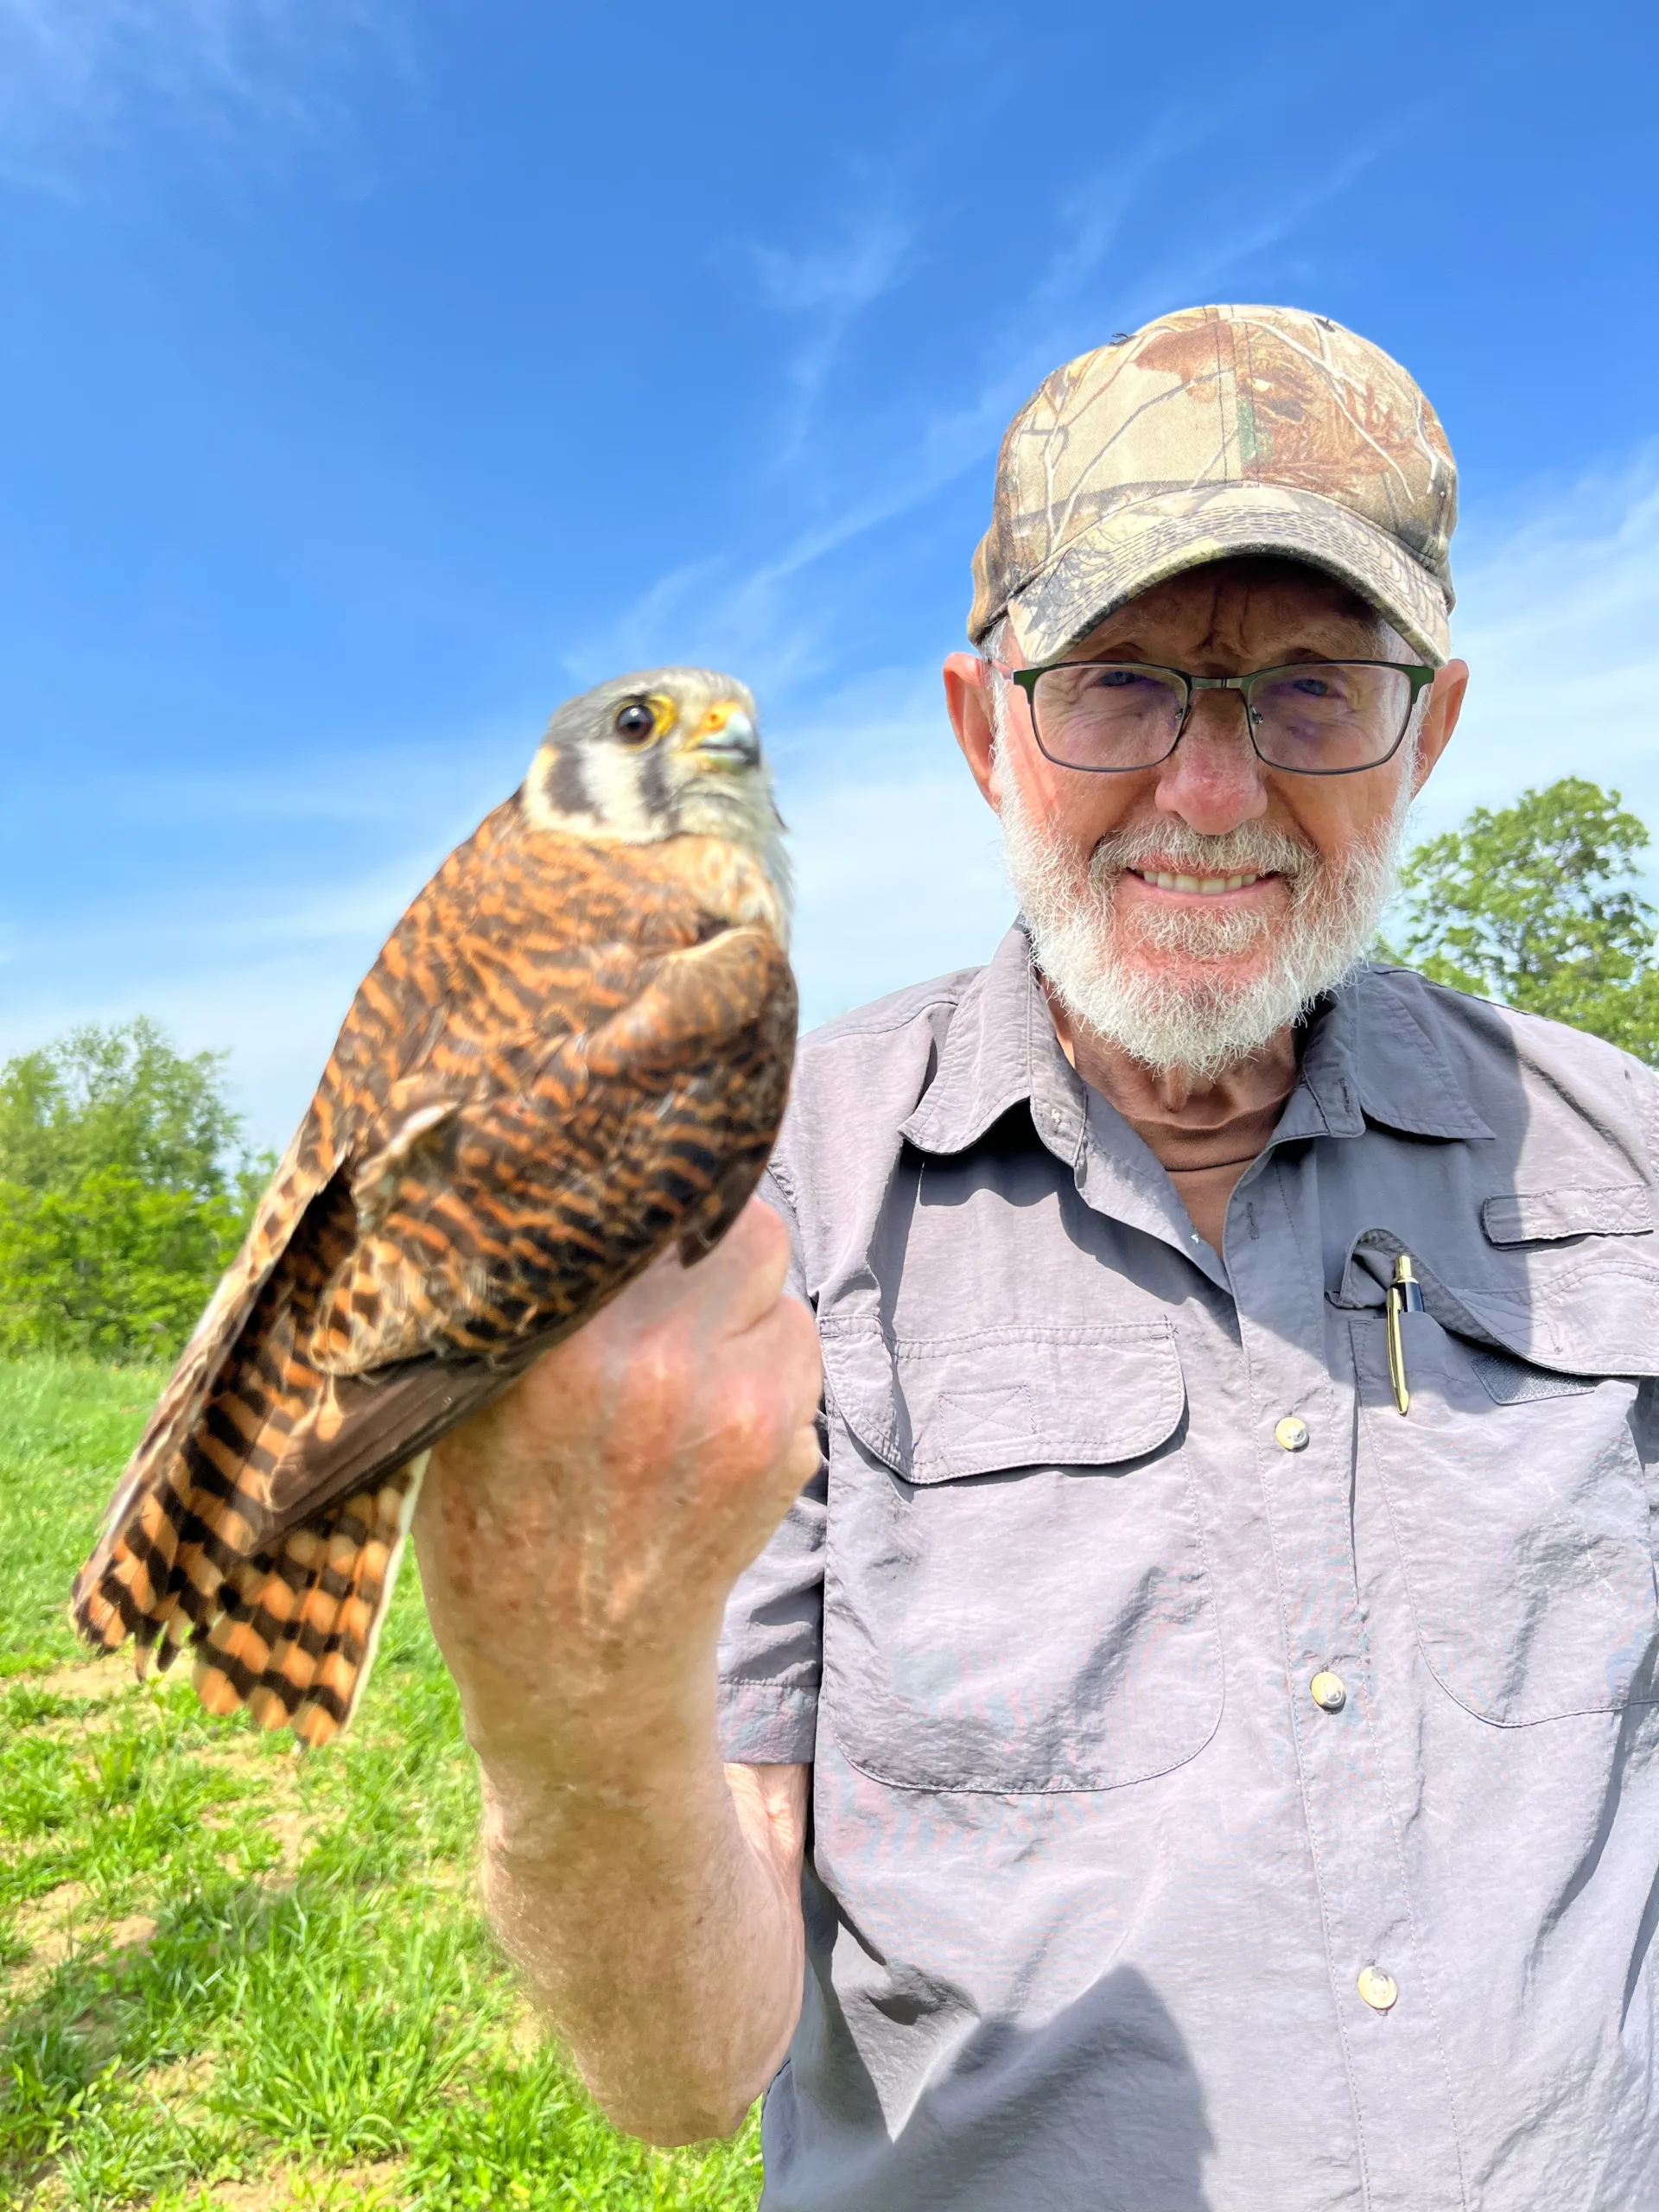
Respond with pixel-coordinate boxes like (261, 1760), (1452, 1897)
(1385, 1252), (1424, 1415)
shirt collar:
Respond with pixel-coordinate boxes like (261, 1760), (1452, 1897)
(1295, 969), (1495, 1143)
(899, 925), (1053, 1157)
(899, 931), (1492, 1159)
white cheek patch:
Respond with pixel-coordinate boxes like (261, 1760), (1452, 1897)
(524, 741), (658, 840)
(578, 742), (660, 841)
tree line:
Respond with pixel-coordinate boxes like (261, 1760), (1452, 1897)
(3, 777), (1656, 1364)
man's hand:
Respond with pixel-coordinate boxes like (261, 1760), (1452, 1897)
(412, 1198), (821, 2140)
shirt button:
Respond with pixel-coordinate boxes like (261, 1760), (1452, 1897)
(1274, 1415), (1310, 1452)
(1310, 1670), (1347, 1712)
(1357, 1966), (1399, 2012)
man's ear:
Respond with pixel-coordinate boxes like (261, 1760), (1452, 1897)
(943, 651), (1001, 810)
(1411, 658), (1469, 796)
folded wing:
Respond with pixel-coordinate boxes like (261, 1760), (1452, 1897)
(73, 809), (796, 1743)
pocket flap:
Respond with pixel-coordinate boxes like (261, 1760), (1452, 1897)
(1341, 1226), (1659, 1379)
(1482, 1185), (1653, 1245)
(818, 1318), (1185, 1483)
(1470, 1348), (1597, 1405)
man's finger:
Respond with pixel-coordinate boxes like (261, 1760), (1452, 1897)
(779, 1418), (823, 1491)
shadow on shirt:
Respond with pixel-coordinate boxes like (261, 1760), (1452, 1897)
(768, 1955), (1215, 2211)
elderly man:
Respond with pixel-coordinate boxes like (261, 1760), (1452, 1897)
(416, 306), (1659, 2209)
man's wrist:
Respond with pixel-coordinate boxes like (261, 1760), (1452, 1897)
(462, 1637), (725, 1831)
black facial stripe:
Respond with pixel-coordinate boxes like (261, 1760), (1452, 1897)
(638, 740), (675, 822)
(550, 744), (593, 817)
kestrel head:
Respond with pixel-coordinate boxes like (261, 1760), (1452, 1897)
(524, 667), (785, 877)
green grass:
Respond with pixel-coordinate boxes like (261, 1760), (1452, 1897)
(0, 1359), (763, 2211)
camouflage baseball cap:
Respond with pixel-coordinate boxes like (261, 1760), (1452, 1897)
(969, 303), (1458, 665)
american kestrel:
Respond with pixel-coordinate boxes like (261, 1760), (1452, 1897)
(73, 669), (796, 1745)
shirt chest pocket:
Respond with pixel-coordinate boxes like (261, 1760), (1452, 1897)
(817, 1318), (1219, 1794)
(1353, 1313), (1659, 1726)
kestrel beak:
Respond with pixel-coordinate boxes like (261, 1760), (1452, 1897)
(686, 698), (760, 769)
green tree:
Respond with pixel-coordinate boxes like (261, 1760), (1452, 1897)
(0, 1020), (270, 1362)
(1389, 777), (1659, 1065)
(0, 1015), (247, 1198)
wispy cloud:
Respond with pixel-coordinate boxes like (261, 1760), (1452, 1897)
(578, 110), (1414, 701)
(0, 840), (446, 1143)
(777, 666), (1011, 1027)
(0, 0), (397, 186)
(0, 721), (521, 1143)
(749, 212), (912, 467)
(752, 218), (910, 318)
(1418, 444), (1659, 839)
(81, 732), (527, 832)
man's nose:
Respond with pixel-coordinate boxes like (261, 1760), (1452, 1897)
(1150, 689), (1270, 834)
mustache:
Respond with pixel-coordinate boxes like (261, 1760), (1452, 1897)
(1086, 819), (1319, 886)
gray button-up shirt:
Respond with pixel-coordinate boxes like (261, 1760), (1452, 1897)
(716, 925), (1659, 2212)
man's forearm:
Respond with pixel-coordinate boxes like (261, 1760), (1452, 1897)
(410, 1204), (822, 2143)
(472, 1665), (806, 2144)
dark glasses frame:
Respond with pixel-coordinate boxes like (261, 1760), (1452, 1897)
(992, 658), (1437, 776)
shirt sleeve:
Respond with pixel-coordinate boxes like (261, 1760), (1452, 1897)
(715, 1161), (825, 1766)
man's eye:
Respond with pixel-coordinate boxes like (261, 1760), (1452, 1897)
(1287, 676), (1335, 698)
(613, 702), (658, 743)
(1087, 668), (1147, 690)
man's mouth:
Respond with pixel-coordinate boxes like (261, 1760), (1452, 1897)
(1128, 868), (1272, 896)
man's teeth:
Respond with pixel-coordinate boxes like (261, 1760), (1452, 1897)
(1135, 869), (1265, 895)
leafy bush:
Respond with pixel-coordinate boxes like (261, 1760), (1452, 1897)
(0, 1020), (271, 1363)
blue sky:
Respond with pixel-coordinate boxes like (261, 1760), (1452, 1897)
(2, 0), (1656, 1148)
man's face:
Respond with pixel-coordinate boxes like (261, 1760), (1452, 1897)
(944, 557), (1468, 1077)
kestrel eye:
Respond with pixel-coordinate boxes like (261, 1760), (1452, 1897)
(613, 702), (658, 744)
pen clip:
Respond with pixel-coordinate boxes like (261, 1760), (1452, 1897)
(1384, 1252), (1424, 1415)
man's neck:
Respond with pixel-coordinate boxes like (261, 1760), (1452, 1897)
(1044, 990), (1302, 1255)
(1046, 993), (1300, 1127)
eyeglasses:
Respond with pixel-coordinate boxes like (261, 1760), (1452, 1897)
(995, 657), (1436, 776)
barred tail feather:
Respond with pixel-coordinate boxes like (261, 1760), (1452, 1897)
(72, 1434), (247, 1662)
(193, 1456), (426, 1745)
(72, 1455), (425, 1748)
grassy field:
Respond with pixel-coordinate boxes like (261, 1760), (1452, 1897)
(0, 1360), (763, 2211)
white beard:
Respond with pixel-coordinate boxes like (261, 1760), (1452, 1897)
(997, 754), (1412, 1084)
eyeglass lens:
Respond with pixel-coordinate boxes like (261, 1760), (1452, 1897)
(1031, 662), (1414, 773)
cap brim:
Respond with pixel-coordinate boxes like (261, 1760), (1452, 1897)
(1004, 481), (1452, 666)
